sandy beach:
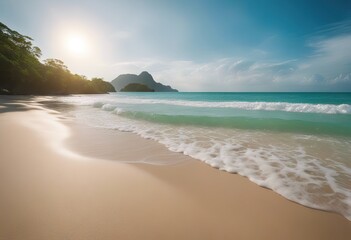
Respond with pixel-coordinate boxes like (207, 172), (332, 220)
(0, 96), (350, 240)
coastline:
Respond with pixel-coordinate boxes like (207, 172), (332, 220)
(1, 96), (350, 240)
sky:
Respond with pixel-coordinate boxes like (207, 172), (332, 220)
(1, 0), (351, 91)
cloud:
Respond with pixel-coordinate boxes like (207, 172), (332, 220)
(108, 31), (351, 92)
(109, 58), (297, 91)
(313, 19), (351, 37)
(303, 34), (351, 76)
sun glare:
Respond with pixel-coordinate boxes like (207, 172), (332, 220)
(65, 34), (89, 56)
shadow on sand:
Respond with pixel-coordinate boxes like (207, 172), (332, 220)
(0, 96), (36, 113)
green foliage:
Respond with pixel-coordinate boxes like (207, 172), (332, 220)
(121, 83), (155, 92)
(91, 77), (116, 93)
(0, 22), (115, 95)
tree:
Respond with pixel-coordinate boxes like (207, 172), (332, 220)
(44, 59), (68, 72)
(0, 22), (115, 94)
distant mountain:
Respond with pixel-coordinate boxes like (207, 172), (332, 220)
(121, 83), (154, 92)
(111, 71), (178, 92)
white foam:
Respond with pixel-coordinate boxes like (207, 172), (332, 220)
(59, 94), (351, 114)
(165, 100), (351, 114)
(101, 103), (117, 111)
(100, 98), (351, 114)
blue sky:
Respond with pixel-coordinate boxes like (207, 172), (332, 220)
(1, 0), (351, 91)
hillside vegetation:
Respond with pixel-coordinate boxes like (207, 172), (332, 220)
(0, 22), (115, 94)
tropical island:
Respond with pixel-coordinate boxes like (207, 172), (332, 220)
(0, 22), (115, 95)
(112, 71), (178, 92)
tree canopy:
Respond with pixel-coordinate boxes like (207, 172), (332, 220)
(0, 22), (115, 94)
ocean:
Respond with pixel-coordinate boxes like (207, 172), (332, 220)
(57, 92), (351, 220)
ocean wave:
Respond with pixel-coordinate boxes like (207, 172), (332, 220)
(89, 102), (351, 136)
(93, 102), (125, 114)
(93, 98), (351, 114)
(60, 94), (351, 114)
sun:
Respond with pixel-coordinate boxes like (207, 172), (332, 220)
(65, 34), (89, 56)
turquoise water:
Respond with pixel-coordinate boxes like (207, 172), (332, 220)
(59, 92), (351, 220)
(117, 92), (351, 104)
(110, 92), (351, 136)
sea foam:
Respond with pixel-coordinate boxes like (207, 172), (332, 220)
(93, 98), (351, 114)
(61, 94), (351, 114)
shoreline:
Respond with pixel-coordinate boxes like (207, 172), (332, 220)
(1, 96), (351, 240)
